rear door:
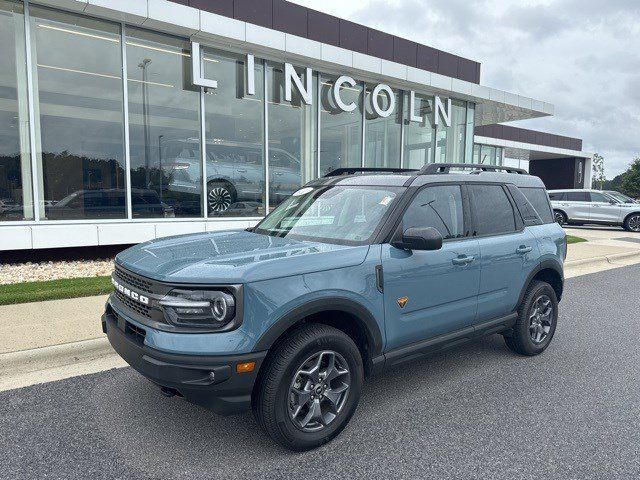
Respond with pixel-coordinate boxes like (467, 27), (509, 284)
(468, 183), (539, 322)
(381, 183), (480, 351)
(562, 191), (590, 221)
(588, 191), (621, 223)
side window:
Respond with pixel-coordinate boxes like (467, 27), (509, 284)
(469, 184), (517, 236)
(565, 191), (588, 202)
(521, 187), (554, 224)
(402, 185), (465, 239)
(548, 191), (565, 201)
(589, 192), (608, 203)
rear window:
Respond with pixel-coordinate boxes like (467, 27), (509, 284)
(521, 187), (554, 224)
(469, 184), (517, 236)
(565, 191), (588, 202)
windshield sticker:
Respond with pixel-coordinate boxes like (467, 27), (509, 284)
(379, 196), (393, 206)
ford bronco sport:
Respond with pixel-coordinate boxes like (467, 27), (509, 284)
(103, 163), (566, 450)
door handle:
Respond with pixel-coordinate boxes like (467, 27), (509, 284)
(516, 245), (533, 254)
(236, 168), (247, 173)
(452, 255), (474, 265)
(274, 172), (283, 176)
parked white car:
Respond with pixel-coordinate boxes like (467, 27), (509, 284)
(548, 189), (640, 232)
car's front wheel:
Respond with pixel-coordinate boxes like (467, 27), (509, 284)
(207, 181), (236, 214)
(554, 210), (567, 226)
(252, 323), (363, 451)
(504, 280), (558, 356)
(623, 213), (640, 232)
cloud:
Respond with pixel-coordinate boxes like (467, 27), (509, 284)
(293, 0), (640, 176)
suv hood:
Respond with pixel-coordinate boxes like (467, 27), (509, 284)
(115, 230), (369, 284)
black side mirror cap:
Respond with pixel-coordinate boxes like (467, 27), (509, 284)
(392, 226), (443, 251)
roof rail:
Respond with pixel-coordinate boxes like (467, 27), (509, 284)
(419, 163), (528, 175)
(324, 167), (418, 177)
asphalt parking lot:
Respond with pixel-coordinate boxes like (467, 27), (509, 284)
(1, 265), (639, 480)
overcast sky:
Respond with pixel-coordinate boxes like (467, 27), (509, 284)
(294, 0), (640, 178)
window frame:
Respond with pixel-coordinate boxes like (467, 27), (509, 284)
(467, 182), (523, 238)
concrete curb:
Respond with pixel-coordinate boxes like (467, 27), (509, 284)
(565, 250), (640, 268)
(0, 337), (114, 376)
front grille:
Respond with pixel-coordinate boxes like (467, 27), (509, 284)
(115, 288), (151, 318)
(114, 265), (152, 293)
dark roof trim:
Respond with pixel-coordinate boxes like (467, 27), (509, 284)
(178, 0), (481, 83)
(475, 124), (583, 152)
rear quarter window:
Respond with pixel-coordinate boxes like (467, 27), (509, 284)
(521, 187), (554, 224)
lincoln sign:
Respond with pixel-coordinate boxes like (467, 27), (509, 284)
(191, 42), (452, 127)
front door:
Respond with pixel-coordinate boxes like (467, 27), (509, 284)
(588, 191), (621, 223)
(382, 184), (480, 352)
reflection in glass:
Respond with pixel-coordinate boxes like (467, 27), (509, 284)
(435, 99), (467, 163)
(319, 75), (363, 176)
(203, 49), (265, 217)
(364, 85), (401, 168)
(126, 28), (201, 218)
(0, 0), (32, 221)
(267, 62), (316, 210)
(30, 7), (126, 220)
(403, 93), (434, 169)
(464, 103), (475, 163)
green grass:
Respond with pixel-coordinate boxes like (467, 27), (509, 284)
(0, 276), (112, 306)
(566, 235), (587, 245)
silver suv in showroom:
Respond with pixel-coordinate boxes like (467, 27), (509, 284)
(549, 189), (640, 232)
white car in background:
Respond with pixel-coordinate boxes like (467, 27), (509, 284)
(548, 189), (640, 232)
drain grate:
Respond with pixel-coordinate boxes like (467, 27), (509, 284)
(614, 237), (640, 244)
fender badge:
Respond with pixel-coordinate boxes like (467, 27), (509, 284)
(396, 297), (408, 308)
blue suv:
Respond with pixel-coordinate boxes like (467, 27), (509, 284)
(103, 163), (566, 450)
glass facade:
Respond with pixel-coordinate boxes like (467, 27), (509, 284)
(0, 0), (31, 221)
(473, 144), (504, 165)
(0, 3), (476, 224)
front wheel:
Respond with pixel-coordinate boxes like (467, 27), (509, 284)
(504, 280), (558, 356)
(554, 210), (567, 226)
(623, 213), (640, 232)
(207, 181), (236, 214)
(252, 323), (363, 451)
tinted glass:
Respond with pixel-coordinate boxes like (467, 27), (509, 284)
(0, 0), (32, 221)
(565, 191), (588, 202)
(402, 185), (465, 239)
(203, 48), (265, 217)
(126, 28), (201, 218)
(589, 192), (608, 203)
(435, 99), (467, 163)
(364, 85), (401, 168)
(31, 7), (125, 220)
(469, 184), (516, 236)
(267, 62), (316, 211)
(403, 93), (434, 169)
(521, 187), (554, 224)
(547, 191), (565, 201)
(318, 75), (363, 176)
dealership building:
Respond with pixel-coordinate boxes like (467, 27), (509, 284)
(0, 0), (593, 251)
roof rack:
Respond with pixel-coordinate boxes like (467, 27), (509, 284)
(324, 167), (418, 177)
(419, 163), (528, 175)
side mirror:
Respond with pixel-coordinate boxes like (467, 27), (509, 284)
(392, 226), (443, 251)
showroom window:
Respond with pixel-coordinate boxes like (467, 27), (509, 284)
(403, 92), (434, 169)
(203, 48), (265, 217)
(126, 28), (202, 218)
(364, 84), (401, 168)
(318, 75), (363, 176)
(29, 6), (126, 220)
(435, 99), (467, 164)
(0, 0), (32, 221)
(267, 62), (317, 210)
(473, 144), (504, 165)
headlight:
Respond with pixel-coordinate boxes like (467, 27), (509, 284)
(159, 289), (236, 328)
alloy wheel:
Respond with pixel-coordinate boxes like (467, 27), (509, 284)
(208, 186), (232, 213)
(529, 294), (553, 344)
(288, 350), (351, 432)
(628, 214), (640, 232)
(554, 211), (565, 225)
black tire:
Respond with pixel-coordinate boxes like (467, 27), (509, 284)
(207, 181), (236, 214)
(252, 323), (363, 451)
(504, 280), (558, 356)
(554, 210), (567, 226)
(623, 213), (640, 232)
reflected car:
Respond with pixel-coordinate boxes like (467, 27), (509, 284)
(46, 189), (173, 219)
(0, 198), (23, 220)
(160, 139), (301, 215)
(604, 190), (638, 204)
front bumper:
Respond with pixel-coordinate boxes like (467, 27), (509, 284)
(102, 308), (266, 415)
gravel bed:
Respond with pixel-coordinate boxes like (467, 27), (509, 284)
(0, 259), (114, 285)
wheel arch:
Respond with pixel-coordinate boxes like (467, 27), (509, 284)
(207, 177), (237, 195)
(623, 210), (640, 228)
(518, 260), (564, 305)
(253, 298), (384, 377)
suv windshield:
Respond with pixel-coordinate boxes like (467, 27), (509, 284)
(254, 185), (402, 244)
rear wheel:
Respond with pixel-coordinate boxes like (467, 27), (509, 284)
(623, 213), (640, 232)
(504, 280), (558, 356)
(252, 323), (363, 451)
(554, 210), (567, 226)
